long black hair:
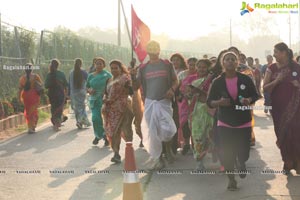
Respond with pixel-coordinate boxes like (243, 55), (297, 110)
(274, 42), (294, 68)
(210, 49), (227, 77)
(49, 59), (60, 88)
(73, 58), (83, 89)
(24, 63), (33, 91)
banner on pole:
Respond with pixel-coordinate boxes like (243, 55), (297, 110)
(131, 5), (150, 63)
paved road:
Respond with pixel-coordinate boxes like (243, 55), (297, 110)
(0, 100), (299, 200)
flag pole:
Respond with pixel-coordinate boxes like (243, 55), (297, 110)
(119, 0), (134, 62)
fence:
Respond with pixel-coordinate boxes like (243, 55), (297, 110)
(0, 20), (134, 99)
(0, 16), (204, 100)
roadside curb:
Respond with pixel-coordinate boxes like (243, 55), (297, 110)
(0, 105), (51, 132)
(0, 103), (71, 145)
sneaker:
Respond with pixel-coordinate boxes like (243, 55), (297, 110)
(111, 153), (121, 163)
(76, 122), (83, 129)
(239, 163), (247, 179)
(227, 179), (238, 191)
(264, 108), (268, 114)
(139, 141), (144, 148)
(92, 137), (99, 145)
(181, 144), (190, 155)
(62, 115), (68, 123)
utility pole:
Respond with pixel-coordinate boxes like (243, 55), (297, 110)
(0, 13), (3, 67)
(118, 0), (121, 46)
(54, 34), (57, 58)
(230, 18), (232, 46)
(36, 30), (44, 65)
(298, 0), (300, 54)
(14, 27), (22, 65)
(289, 10), (292, 48)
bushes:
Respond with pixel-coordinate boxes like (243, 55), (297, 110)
(40, 93), (50, 106)
(11, 97), (24, 113)
(0, 101), (4, 120)
(0, 93), (49, 119)
(2, 101), (14, 117)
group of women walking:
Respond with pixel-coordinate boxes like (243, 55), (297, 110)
(18, 59), (69, 133)
(18, 57), (141, 164)
(18, 41), (300, 191)
(164, 42), (300, 190)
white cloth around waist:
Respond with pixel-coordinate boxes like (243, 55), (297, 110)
(141, 98), (177, 159)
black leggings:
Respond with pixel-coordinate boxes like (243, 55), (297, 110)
(182, 122), (191, 140)
(49, 96), (65, 126)
(218, 127), (251, 172)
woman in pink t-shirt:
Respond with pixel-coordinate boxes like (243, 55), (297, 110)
(207, 52), (259, 191)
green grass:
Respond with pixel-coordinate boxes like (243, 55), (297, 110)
(38, 110), (50, 123)
(16, 125), (27, 132)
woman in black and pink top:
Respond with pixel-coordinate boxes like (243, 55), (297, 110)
(207, 51), (258, 191)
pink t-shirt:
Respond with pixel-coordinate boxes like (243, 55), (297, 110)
(218, 77), (251, 128)
(226, 77), (238, 100)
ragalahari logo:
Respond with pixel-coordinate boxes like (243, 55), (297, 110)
(240, 2), (254, 15)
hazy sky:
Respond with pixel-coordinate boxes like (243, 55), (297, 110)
(0, 0), (299, 44)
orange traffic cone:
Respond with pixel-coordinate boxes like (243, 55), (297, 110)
(123, 142), (143, 200)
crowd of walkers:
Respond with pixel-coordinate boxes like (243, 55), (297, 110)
(17, 41), (300, 191)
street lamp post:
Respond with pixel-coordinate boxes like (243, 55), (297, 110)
(230, 18), (232, 46)
(0, 13), (2, 67)
(289, 8), (292, 48)
(299, 0), (300, 54)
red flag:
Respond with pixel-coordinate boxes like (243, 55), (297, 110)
(131, 5), (150, 63)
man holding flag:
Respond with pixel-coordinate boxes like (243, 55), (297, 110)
(129, 5), (151, 148)
(131, 40), (178, 170)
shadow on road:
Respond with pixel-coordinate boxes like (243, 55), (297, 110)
(286, 174), (300, 200)
(140, 141), (278, 200)
(68, 144), (150, 200)
(48, 146), (112, 188)
(0, 126), (86, 157)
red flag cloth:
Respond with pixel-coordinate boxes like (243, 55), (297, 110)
(131, 5), (150, 63)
